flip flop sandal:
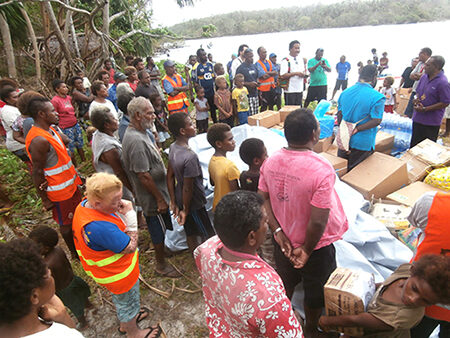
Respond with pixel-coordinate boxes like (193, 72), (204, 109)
(118, 307), (152, 334)
(155, 266), (181, 278)
(144, 324), (164, 338)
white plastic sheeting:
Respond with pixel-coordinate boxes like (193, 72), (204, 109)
(165, 124), (413, 281)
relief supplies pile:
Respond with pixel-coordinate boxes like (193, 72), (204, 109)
(165, 124), (413, 283)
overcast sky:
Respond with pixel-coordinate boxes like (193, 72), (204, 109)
(151, 0), (345, 26)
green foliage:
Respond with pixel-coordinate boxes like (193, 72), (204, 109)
(0, 1), (28, 43)
(201, 24), (217, 37)
(169, 0), (450, 38)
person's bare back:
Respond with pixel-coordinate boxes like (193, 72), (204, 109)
(44, 246), (74, 292)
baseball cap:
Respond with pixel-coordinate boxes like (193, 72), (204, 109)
(114, 72), (127, 81)
(269, 53), (277, 58)
(163, 60), (175, 67)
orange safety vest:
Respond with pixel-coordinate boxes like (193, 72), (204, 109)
(162, 74), (190, 113)
(72, 201), (140, 294)
(25, 126), (81, 202)
(412, 192), (450, 321)
(257, 59), (276, 92)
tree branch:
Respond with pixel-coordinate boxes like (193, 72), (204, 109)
(110, 10), (126, 23)
(118, 29), (177, 42)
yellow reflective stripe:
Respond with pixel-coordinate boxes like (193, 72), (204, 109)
(77, 250), (124, 267)
(168, 98), (185, 104)
(84, 251), (139, 284)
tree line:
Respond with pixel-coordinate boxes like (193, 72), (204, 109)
(170, 0), (450, 38)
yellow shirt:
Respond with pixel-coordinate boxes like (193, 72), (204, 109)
(232, 87), (249, 112)
(208, 155), (241, 210)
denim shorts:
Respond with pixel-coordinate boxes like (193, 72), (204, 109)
(238, 110), (249, 125)
(111, 279), (140, 323)
(62, 122), (84, 154)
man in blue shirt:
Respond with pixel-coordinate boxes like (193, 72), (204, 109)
(107, 72), (126, 110)
(331, 55), (351, 101)
(236, 49), (260, 116)
(192, 48), (216, 122)
(269, 53), (282, 110)
(337, 65), (385, 171)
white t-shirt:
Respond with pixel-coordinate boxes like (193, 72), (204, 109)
(381, 87), (396, 105)
(88, 99), (119, 120)
(23, 322), (84, 337)
(280, 54), (306, 93)
(0, 104), (25, 152)
(231, 57), (244, 79)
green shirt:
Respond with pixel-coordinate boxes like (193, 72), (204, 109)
(308, 58), (330, 86)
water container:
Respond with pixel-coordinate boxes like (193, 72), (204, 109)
(314, 100), (332, 118)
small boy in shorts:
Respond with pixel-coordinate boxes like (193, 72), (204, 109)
(207, 123), (240, 210)
(167, 113), (216, 253)
(214, 76), (234, 127)
(194, 87), (210, 134)
(232, 74), (250, 125)
(379, 76), (397, 113)
(29, 225), (92, 328)
(150, 94), (170, 148)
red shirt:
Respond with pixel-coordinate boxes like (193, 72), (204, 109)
(51, 95), (77, 129)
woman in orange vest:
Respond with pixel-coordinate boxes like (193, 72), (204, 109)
(162, 60), (190, 114)
(72, 173), (162, 337)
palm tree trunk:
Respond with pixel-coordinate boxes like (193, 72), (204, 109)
(0, 12), (17, 79)
(19, 7), (41, 80)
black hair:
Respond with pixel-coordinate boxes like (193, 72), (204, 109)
(207, 123), (231, 148)
(168, 112), (189, 137)
(29, 225), (59, 249)
(196, 48), (205, 57)
(138, 70), (148, 80)
(96, 70), (109, 81)
(28, 97), (51, 119)
(239, 138), (265, 166)
(371, 48), (377, 53)
(104, 59), (112, 65)
(412, 254), (450, 303)
(257, 46), (264, 55)
(284, 108), (317, 145)
(125, 55), (134, 63)
(132, 57), (143, 68)
(421, 47), (432, 57)
(237, 44), (248, 55)
(0, 86), (16, 102)
(91, 80), (105, 96)
(0, 238), (47, 324)
(69, 76), (83, 87)
(430, 55), (445, 70)
(214, 191), (264, 249)
(289, 40), (300, 50)
(17, 91), (44, 115)
(0, 78), (18, 90)
(117, 91), (135, 115)
(146, 56), (153, 64)
(52, 79), (65, 91)
(90, 106), (112, 132)
(359, 64), (378, 82)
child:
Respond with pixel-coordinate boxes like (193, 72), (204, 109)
(194, 87), (210, 134)
(214, 76), (234, 127)
(150, 94), (170, 148)
(207, 123), (240, 210)
(380, 76), (396, 113)
(214, 63), (225, 76)
(379, 52), (389, 73)
(238, 138), (267, 192)
(232, 74), (250, 125)
(29, 225), (92, 328)
(167, 113), (216, 253)
(319, 254), (450, 338)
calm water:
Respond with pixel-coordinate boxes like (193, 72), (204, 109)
(161, 20), (450, 89)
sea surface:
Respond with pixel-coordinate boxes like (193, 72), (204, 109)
(160, 20), (450, 88)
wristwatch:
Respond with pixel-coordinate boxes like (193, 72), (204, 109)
(273, 227), (283, 236)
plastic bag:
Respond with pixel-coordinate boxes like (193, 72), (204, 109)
(424, 167), (450, 191)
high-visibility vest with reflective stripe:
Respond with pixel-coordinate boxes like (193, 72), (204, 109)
(412, 192), (450, 321)
(162, 74), (190, 113)
(72, 201), (140, 294)
(257, 59), (276, 92)
(25, 126), (81, 202)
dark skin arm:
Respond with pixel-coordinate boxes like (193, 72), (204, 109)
(168, 84), (190, 96)
(413, 101), (449, 113)
(99, 149), (133, 193)
(72, 90), (94, 103)
(28, 137), (54, 210)
(309, 60), (331, 73)
(166, 162), (178, 216)
(12, 129), (25, 144)
(137, 172), (168, 213)
(291, 205), (329, 268)
(319, 313), (393, 332)
(178, 177), (194, 225)
(229, 179), (239, 192)
(337, 110), (382, 135)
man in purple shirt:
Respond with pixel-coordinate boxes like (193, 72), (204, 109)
(411, 56), (450, 147)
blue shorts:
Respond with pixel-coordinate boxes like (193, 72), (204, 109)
(144, 211), (173, 245)
(62, 123), (84, 154)
(111, 279), (140, 323)
(238, 111), (249, 125)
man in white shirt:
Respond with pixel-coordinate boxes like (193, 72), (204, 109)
(230, 44), (248, 81)
(280, 40), (308, 107)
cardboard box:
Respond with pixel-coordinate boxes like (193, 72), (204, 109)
(313, 136), (333, 153)
(248, 110), (281, 128)
(375, 131), (395, 154)
(387, 181), (446, 207)
(407, 139), (450, 168)
(279, 105), (300, 122)
(271, 122), (284, 130)
(371, 202), (412, 231)
(341, 152), (409, 199)
(325, 268), (376, 336)
(400, 151), (433, 183)
(326, 144), (339, 156)
(319, 152), (348, 177)
(396, 88), (410, 115)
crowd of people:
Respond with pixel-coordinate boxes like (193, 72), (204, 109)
(0, 39), (450, 338)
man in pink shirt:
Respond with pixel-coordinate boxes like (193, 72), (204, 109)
(258, 108), (348, 338)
